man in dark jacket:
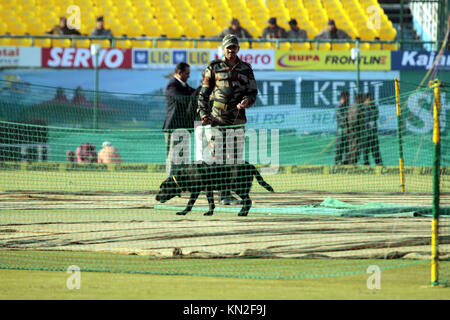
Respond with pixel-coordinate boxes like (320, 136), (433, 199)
(262, 17), (287, 39)
(218, 18), (253, 40)
(344, 94), (365, 164)
(361, 93), (383, 165)
(46, 17), (81, 35)
(164, 62), (195, 177)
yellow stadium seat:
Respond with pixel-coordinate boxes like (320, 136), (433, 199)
(292, 42), (311, 50)
(192, 24), (207, 37)
(252, 41), (272, 49)
(197, 41), (215, 49)
(238, 41), (250, 49)
(52, 39), (72, 48)
(126, 24), (145, 37)
(34, 38), (52, 47)
(356, 42), (371, 50)
(110, 23), (126, 37)
(313, 42), (331, 51)
(163, 24), (184, 37)
(201, 21), (221, 37)
(278, 42), (291, 50)
(115, 38), (132, 48)
(145, 25), (164, 37)
(382, 43), (397, 50)
(75, 38), (91, 48)
(0, 38), (11, 46)
(0, 22), (7, 34)
(10, 38), (33, 46)
(131, 39), (153, 48)
(331, 42), (351, 50)
(91, 39), (111, 48)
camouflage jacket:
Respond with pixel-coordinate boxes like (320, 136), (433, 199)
(198, 56), (258, 126)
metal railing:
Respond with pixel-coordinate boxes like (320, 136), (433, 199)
(0, 34), (440, 51)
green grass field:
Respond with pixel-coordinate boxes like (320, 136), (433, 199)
(0, 261), (448, 300)
(1, 161), (448, 300)
(0, 166), (445, 194)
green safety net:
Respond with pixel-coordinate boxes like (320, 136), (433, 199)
(0, 79), (448, 282)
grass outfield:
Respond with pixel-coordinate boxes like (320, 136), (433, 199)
(0, 261), (449, 300)
(0, 168), (443, 193)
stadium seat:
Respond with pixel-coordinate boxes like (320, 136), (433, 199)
(34, 38), (52, 47)
(75, 38), (91, 48)
(126, 24), (145, 37)
(197, 41), (217, 49)
(10, 37), (33, 46)
(0, 0), (399, 52)
(315, 42), (332, 51)
(52, 39), (72, 48)
(0, 22), (7, 34)
(291, 42), (311, 50)
(252, 42), (272, 49)
(131, 38), (153, 48)
(331, 42), (351, 50)
(91, 39), (111, 48)
(381, 43), (397, 50)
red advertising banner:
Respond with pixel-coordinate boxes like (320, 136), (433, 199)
(41, 47), (132, 69)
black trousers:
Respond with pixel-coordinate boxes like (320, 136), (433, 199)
(362, 128), (383, 165)
(335, 128), (348, 164)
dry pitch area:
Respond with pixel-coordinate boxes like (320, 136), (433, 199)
(1, 190), (448, 260)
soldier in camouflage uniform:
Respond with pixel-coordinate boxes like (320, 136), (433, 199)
(197, 34), (258, 205)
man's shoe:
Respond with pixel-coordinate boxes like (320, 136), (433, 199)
(229, 197), (243, 205)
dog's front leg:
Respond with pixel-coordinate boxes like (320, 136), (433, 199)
(203, 189), (215, 216)
(176, 191), (200, 215)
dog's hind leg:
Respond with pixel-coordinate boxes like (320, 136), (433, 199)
(203, 188), (215, 216)
(176, 191), (200, 215)
(237, 195), (252, 217)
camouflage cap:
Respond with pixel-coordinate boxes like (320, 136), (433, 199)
(222, 34), (239, 48)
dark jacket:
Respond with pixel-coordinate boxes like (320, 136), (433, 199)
(262, 25), (287, 39)
(164, 77), (195, 130)
(336, 103), (348, 130)
(46, 25), (81, 35)
(187, 86), (203, 126)
(218, 27), (253, 39)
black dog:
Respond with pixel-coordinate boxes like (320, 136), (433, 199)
(155, 162), (274, 216)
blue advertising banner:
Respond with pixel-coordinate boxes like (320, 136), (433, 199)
(391, 51), (450, 71)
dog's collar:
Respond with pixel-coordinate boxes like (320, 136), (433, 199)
(172, 176), (182, 192)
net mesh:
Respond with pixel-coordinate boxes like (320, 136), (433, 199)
(0, 79), (448, 281)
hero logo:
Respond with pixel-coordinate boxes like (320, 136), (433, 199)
(239, 53), (271, 65)
(213, 51), (272, 67)
(45, 48), (126, 68)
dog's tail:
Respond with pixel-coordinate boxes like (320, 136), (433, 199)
(252, 165), (274, 193)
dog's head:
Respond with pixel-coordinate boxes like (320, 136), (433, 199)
(155, 176), (182, 203)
